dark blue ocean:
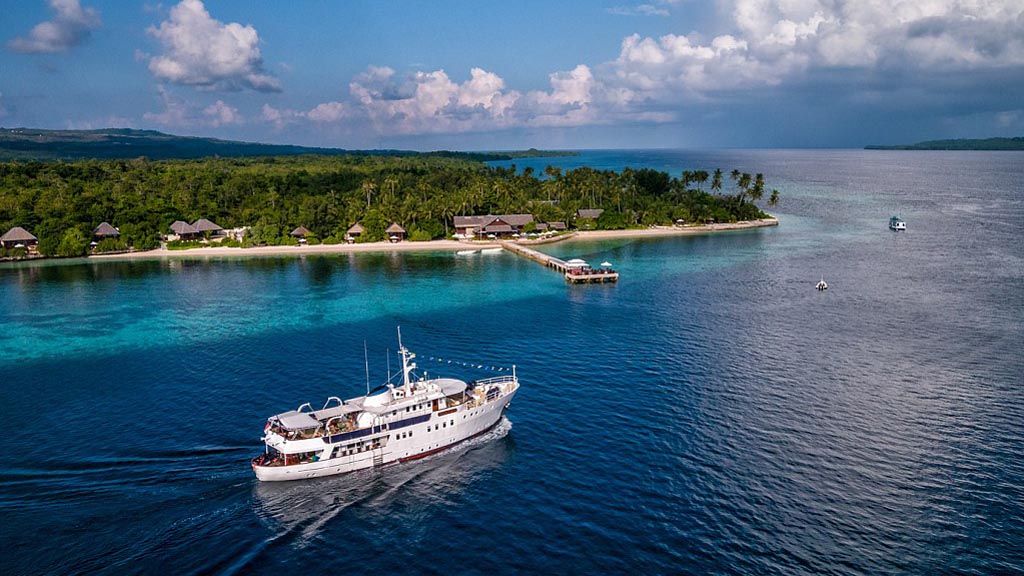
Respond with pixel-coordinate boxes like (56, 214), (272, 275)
(1, 150), (1022, 574)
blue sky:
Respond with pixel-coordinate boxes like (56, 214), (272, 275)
(2, 0), (1023, 150)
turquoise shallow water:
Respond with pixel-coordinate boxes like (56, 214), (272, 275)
(1, 150), (1022, 574)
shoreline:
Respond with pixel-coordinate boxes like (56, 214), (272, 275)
(569, 218), (778, 241)
(82, 217), (778, 261)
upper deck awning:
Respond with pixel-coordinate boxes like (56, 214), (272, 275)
(274, 411), (322, 430)
(436, 378), (467, 396)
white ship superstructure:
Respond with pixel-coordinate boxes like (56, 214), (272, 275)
(252, 332), (519, 481)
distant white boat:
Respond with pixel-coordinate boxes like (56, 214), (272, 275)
(816, 278), (828, 291)
(456, 249), (478, 256)
(889, 216), (906, 231)
(481, 248), (502, 254)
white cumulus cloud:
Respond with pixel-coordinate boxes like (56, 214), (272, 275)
(306, 102), (348, 123)
(604, 0), (1024, 103)
(258, 0), (1024, 141)
(8, 0), (101, 54)
(144, 87), (245, 128)
(203, 100), (243, 127)
(147, 0), (280, 92)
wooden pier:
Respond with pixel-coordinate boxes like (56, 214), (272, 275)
(500, 242), (619, 284)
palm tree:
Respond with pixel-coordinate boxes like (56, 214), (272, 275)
(695, 170), (708, 191)
(711, 168), (723, 193)
(383, 176), (399, 204)
(736, 172), (752, 204)
(361, 180), (376, 209)
(439, 197), (455, 236)
(730, 169), (740, 183)
(749, 173), (765, 203)
(768, 189), (779, 207)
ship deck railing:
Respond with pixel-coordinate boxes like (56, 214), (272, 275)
(471, 375), (517, 387)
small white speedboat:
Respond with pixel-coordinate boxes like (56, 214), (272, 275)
(816, 278), (828, 291)
(481, 248), (502, 254)
(889, 216), (906, 231)
(455, 249), (479, 255)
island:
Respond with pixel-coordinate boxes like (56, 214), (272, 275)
(865, 137), (1024, 151)
(0, 131), (778, 262)
(0, 128), (578, 162)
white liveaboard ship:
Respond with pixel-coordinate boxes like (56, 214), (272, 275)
(252, 332), (519, 481)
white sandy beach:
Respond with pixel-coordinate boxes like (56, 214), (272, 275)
(570, 218), (778, 241)
(87, 218), (777, 260)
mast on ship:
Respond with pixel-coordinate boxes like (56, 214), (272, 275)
(397, 326), (416, 389)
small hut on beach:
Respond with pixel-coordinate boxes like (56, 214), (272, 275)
(346, 223), (364, 243)
(386, 223), (406, 242)
(93, 222), (120, 240)
(290, 226), (312, 244)
(1, 226), (38, 249)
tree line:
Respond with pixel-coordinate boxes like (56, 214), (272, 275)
(0, 154), (778, 257)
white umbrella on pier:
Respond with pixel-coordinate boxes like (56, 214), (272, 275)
(600, 261), (612, 268)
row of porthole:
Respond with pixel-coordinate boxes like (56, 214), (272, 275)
(426, 419), (456, 432)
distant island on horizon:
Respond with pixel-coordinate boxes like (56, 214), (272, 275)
(0, 127), (578, 162)
(866, 137), (1024, 151)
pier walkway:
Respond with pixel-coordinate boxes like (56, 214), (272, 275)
(500, 242), (618, 284)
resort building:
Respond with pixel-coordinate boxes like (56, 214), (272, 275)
(169, 220), (201, 241)
(93, 222), (120, 241)
(576, 208), (604, 221)
(346, 223), (364, 243)
(454, 214), (534, 238)
(1, 226), (38, 250)
(386, 223), (406, 242)
(290, 226), (312, 243)
(535, 221), (567, 232)
(192, 219), (224, 237)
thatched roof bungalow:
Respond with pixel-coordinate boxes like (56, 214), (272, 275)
(169, 220), (200, 240)
(576, 208), (604, 220)
(1, 226), (38, 248)
(192, 219), (224, 235)
(453, 214), (533, 237)
(290, 226), (312, 238)
(386, 223), (406, 242)
(93, 222), (120, 240)
(346, 223), (364, 242)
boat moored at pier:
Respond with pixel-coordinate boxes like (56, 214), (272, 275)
(251, 331), (519, 481)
